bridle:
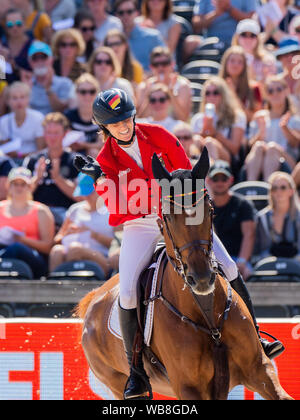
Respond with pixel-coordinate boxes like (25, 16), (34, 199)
(157, 188), (217, 286)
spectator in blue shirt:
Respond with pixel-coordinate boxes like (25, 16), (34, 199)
(184, 0), (258, 61)
(114, 0), (165, 72)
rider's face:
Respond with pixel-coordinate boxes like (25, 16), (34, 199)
(105, 117), (134, 142)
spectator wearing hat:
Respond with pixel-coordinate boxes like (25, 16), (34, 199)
(23, 112), (79, 227)
(0, 167), (55, 278)
(207, 159), (256, 279)
(274, 36), (300, 94)
(49, 172), (115, 278)
(231, 18), (277, 83)
(184, 0), (257, 61)
(28, 40), (74, 115)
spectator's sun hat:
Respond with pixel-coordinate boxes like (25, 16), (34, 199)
(73, 173), (95, 197)
(28, 41), (52, 58)
(8, 167), (32, 184)
(274, 37), (300, 57)
(208, 160), (232, 178)
(236, 19), (260, 36)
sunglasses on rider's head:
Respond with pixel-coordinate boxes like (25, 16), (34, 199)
(6, 20), (23, 28)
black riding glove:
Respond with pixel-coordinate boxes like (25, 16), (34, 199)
(73, 155), (104, 183)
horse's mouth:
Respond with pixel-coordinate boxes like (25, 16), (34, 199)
(190, 272), (216, 296)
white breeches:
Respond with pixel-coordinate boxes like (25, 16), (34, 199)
(119, 217), (238, 309)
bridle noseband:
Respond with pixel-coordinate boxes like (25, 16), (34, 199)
(158, 188), (216, 286)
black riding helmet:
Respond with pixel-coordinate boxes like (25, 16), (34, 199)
(93, 88), (136, 126)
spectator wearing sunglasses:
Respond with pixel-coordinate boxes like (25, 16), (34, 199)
(64, 72), (102, 157)
(254, 171), (300, 263)
(88, 45), (135, 99)
(231, 19), (277, 83)
(136, 46), (192, 121)
(191, 76), (247, 176)
(28, 40), (74, 115)
(136, 82), (183, 132)
(173, 121), (201, 164)
(245, 74), (300, 182)
(103, 29), (144, 87)
(51, 28), (87, 82)
(114, 0), (165, 72)
(73, 9), (98, 62)
(85, 0), (123, 44)
(1, 8), (35, 81)
(11, 0), (52, 43)
(207, 160), (256, 280)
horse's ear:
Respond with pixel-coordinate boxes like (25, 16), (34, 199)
(192, 146), (210, 180)
(152, 153), (172, 182)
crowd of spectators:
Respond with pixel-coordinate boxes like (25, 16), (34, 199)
(1, 0), (300, 294)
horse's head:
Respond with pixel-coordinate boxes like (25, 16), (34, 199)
(152, 147), (216, 295)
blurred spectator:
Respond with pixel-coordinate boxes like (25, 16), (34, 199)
(185, 0), (257, 60)
(136, 46), (192, 121)
(64, 72), (102, 157)
(219, 45), (263, 122)
(254, 171), (300, 261)
(288, 14), (300, 41)
(0, 82), (45, 160)
(28, 40), (74, 115)
(114, 0), (165, 72)
(136, 82), (183, 132)
(23, 112), (79, 227)
(1, 8), (35, 81)
(49, 172), (114, 277)
(44, 0), (76, 24)
(85, 0), (123, 43)
(0, 80), (8, 117)
(190, 76), (247, 171)
(231, 18), (277, 83)
(136, 0), (181, 56)
(11, 0), (52, 43)
(51, 28), (87, 81)
(0, 151), (16, 200)
(245, 74), (300, 181)
(263, 0), (298, 46)
(88, 46), (135, 98)
(73, 9), (98, 62)
(0, 167), (55, 278)
(104, 29), (144, 87)
(173, 121), (201, 163)
(274, 36), (300, 94)
(207, 160), (256, 279)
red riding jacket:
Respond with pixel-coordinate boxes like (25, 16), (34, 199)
(95, 123), (192, 226)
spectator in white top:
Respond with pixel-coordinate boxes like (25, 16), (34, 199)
(49, 172), (115, 277)
(0, 81), (44, 159)
(85, 0), (123, 43)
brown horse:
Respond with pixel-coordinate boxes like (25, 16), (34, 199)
(76, 148), (293, 400)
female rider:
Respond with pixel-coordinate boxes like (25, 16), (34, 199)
(74, 88), (283, 400)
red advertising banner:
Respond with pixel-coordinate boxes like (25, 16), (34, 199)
(0, 318), (299, 400)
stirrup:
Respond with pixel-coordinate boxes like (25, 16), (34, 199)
(124, 367), (153, 400)
(260, 331), (285, 360)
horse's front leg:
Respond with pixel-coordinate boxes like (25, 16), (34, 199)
(242, 354), (293, 400)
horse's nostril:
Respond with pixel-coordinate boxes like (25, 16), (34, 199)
(187, 275), (196, 287)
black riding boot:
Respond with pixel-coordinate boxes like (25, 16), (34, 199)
(231, 272), (284, 360)
(118, 303), (152, 399)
